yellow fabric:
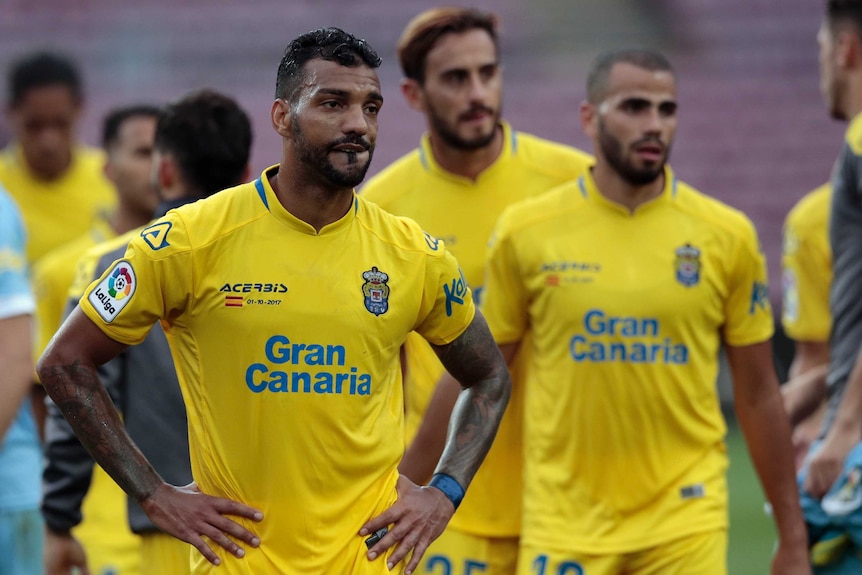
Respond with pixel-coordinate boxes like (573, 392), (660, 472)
(72, 466), (141, 575)
(32, 217), (116, 358)
(80, 167), (474, 574)
(140, 532), (191, 575)
(418, 528), (518, 575)
(362, 123), (592, 537)
(845, 112), (862, 155)
(781, 183), (832, 342)
(517, 529), (727, 575)
(0, 145), (116, 264)
(483, 167), (772, 553)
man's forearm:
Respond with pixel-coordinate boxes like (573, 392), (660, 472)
(40, 361), (163, 503)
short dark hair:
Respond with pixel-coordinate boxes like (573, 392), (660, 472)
(101, 105), (161, 149)
(274, 27), (382, 102)
(155, 89), (252, 198)
(397, 8), (500, 83)
(7, 51), (83, 107)
(586, 49), (674, 104)
(826, 0), (862, 34)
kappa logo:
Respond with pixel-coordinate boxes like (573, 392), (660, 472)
(674, 244), (701, 287)
(443, 268), (468, 317)
(362, 266), (390, 316)
(141, 222), (172, 250)
(88, 260), (136, 323)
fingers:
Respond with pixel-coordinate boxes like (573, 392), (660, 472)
(186, 535), (223, 566)
(199, 523), (248, 559)
(210, 514), (262, 548)
(360, 506), (401, 539)
(404, 537), (431, 575)
(213, 497), (264, 522)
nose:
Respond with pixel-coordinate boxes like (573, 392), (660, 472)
(342, 104), (370, 135)
(643, 108), (663, 136)
(468, 73), (489, 103)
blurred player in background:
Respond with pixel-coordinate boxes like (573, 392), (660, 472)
(362, 7), (591, 574)
(37, 28), (511, 574)
(481, 48), (809, 575)
(0, 185), (38, 574)
(799, 1), (862, 572)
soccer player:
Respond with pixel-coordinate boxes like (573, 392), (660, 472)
(780, 182), (832, 470)
(361, 8), (592, 574)
(42, 89), (252, 575)
(799, 1), (862, 572)
(0, 51), (116, 265)
(36, 105), (158, 575)
(37, 27), (510, 575)
(0, 185), (39, 572)
(481, 49), (809, 575)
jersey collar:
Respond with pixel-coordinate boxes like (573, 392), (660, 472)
(576, 165), (678, 216)
(254, 165), (357, 236)
(417, 121), (517, 185)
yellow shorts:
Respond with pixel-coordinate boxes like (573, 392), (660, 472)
(418, 527), (519, 575)
(140, 532), (191, 575)
(517, 529), (727, 575)
(73, 466), (141, 575)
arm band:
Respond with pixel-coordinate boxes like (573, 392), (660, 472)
(428, 473), (465, 510)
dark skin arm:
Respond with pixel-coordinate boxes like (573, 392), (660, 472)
(726, 340), (811, 575)
(37, 307), (264, 566)
(361, 311), (511, 575)
(399, 342), (519, 485)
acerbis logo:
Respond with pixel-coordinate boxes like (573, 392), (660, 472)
(219, 282), (288, 294)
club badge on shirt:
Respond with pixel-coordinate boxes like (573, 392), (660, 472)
(674, 244), (701, 287)
(88, 260), (136, 323)
(362, 266), (390, 316)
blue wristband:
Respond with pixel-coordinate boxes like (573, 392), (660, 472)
(429, 473), (465, 510)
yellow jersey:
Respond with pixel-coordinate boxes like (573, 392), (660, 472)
(482, 167), (773, 553)
(0, 144), (116, 264)
(80, 167), (475, 574)
(781, 183), (832, 342)
(361, 123), (592, 537)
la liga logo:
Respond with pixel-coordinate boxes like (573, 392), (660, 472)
(108, 266), (134, 300)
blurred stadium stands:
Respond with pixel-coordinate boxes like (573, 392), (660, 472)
(0, 0), (844, 304)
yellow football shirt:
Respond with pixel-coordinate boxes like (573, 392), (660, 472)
(0, 144), (116, 264)
(483, 167), (773, 553)
(781, 183), (832, 342)
(361, 122), (592, 537)
(80, 167), (475, 574)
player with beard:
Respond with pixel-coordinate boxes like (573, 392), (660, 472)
(480, 48), (809, 575)
(36, 27), (510, 575)
(361, 10), (590, 572)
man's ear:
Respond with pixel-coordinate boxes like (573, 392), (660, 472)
(837, 27), (861, 69)
(271, 98), (292, 138)
(580, 100), (598, 140)
(400, 78), (426, 113)
(157, 154), (177, 192)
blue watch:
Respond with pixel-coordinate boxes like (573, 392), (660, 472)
(428, 473), (465, 510)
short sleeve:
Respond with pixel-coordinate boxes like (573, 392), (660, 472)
(481, 211), (529, 345)
(79, 215), (191, 345)
(781, 211), (831, 341)
(722, 219), (774, 347)
(412, 235), (475, 346)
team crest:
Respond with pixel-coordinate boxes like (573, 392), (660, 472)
(362, 266), (390, 316)
(674, 244), (701, 287)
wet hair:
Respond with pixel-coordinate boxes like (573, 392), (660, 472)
(397, 7), (500, 84)
(274, 27), (381, 102)
(7, 51), (83, 107)
(101, 105), (161, 149)
(826, 0), (862, 35)
(154, 89), (252, 197)
(586, 49), (674, 104)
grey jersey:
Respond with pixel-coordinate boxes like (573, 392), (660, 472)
(825, 125), (862, 432)
(42, 237), (192, 535)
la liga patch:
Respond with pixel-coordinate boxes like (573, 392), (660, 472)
(88, 260), (137, 323)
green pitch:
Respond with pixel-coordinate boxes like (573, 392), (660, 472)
(727, 421), (780, 574)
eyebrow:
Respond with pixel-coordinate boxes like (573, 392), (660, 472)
(316, 88), (383, 103)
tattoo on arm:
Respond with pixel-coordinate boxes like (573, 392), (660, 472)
(41, 360), (162, 502)
(431, 312), (511, 489)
